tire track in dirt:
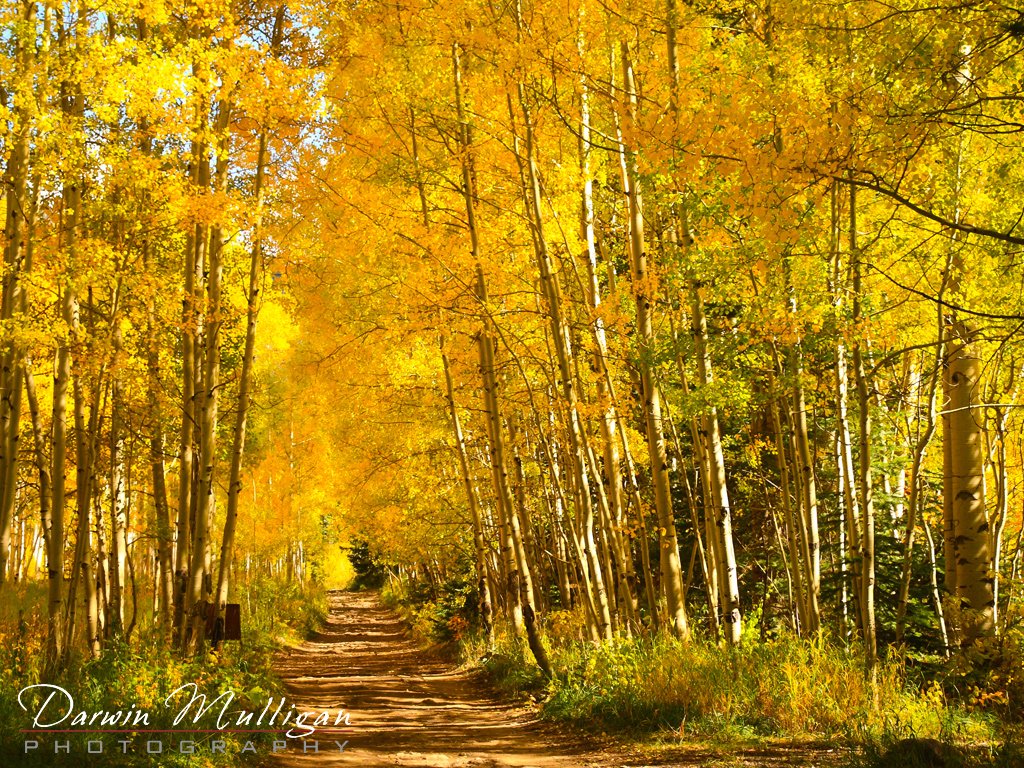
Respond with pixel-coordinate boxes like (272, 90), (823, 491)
(267, 590), (614, 767)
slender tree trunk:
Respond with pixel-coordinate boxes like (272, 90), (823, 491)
(515, 83), (611, 640)
(895, 336), (943, 646)
(669, 339), (722, 638)
(788, 338), (821, 634)
(508, 416), (545, 616)
(108, 325), (128, 639)
(691, 282), (742, 645)
(991, 409), (1011, 631)
(0, 368), (23, 586)
(923, 514), (951, 653)
(453, 42), (548, 674)
(770, 394), (806, 636)
(836, 338), (863, 634)
(49, 300), (71, 664)
(475, 265), (548, 673)
(829, 179), (863, 640)
(0, 0), (33, 589)
(132, 16), (174, 638)
(664, 370), (719, 638)
(174, 128), (205, 647)
(442, 342), (494, 646)
(187, 83), (231, 651)
(215, 8), (284, 631)
(620, 41), (689, 640)
(0, 0), (33, 587)
(148, 331), (173, 635)
(27, 362), (59, 670)
(578, 47), (638, 632)
(213, 150), (260, 614)
(850, 181), (876, 675)
(67, 373), (102, 659)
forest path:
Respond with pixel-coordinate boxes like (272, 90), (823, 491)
(267, 590), (837, 768)
(267, 589), (613, 767)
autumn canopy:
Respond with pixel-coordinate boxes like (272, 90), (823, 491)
(1, 0), (1022, 712)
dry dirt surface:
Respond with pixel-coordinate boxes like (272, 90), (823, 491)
(267, 590), (843, 768)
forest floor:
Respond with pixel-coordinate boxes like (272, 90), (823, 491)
(266, 591), (847, 768)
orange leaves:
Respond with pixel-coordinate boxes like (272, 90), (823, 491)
(184, 189), (235, 229)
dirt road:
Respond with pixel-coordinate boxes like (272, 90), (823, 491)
(268, 590), (614, 767)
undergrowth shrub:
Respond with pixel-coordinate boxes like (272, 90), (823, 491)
(0, 577), (326, 767)
(546, 633), (876, 736)
(386, 573), (1021, 754)
(538, 634), (1006, 744)
(242, 577), (327, 641)
(382, 575), (478, 644)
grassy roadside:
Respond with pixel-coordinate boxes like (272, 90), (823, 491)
(0, 579), (327, 767)
(381, 579), (1024, 768)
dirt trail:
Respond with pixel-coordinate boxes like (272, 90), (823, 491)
(268, 590), (615, 767)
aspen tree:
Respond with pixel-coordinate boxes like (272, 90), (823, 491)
(175, 84), (207, 644)
(690, 278), (742, 645)
(216, 5), (287, 631)
(475, 263), (549, 674)
(451, 43), (520, 634)
(662, 361), (718, 637)
(515, 82), (612, 640)
(990, 402), (1012, 632)
(108, 322), (129, 638)
(508, 415), (543, 615)
(572, 7), (641, 632)
(66, 330), (102, 659)
(442, 342), (494, 646)
(942, 132), (995, 641)
(25, 363), (58, 665)
(787, 311), (821, 635)
(129, 14), (176, 636)
(148, 303), (173, 633)
(187, 65), (232, 650)
(770, 391), (806, 635)
(50, 280), (73, 662)
(55, 7), (102, 653)
(946, 323), (994, 640)
(850, 182), (877, 673)
(453, 41), (549, 673)
(831, 184), (863, 636)
(0, 0), (33, 586)
(619, 41), (689, 640)
(674, 357), (721, 639)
